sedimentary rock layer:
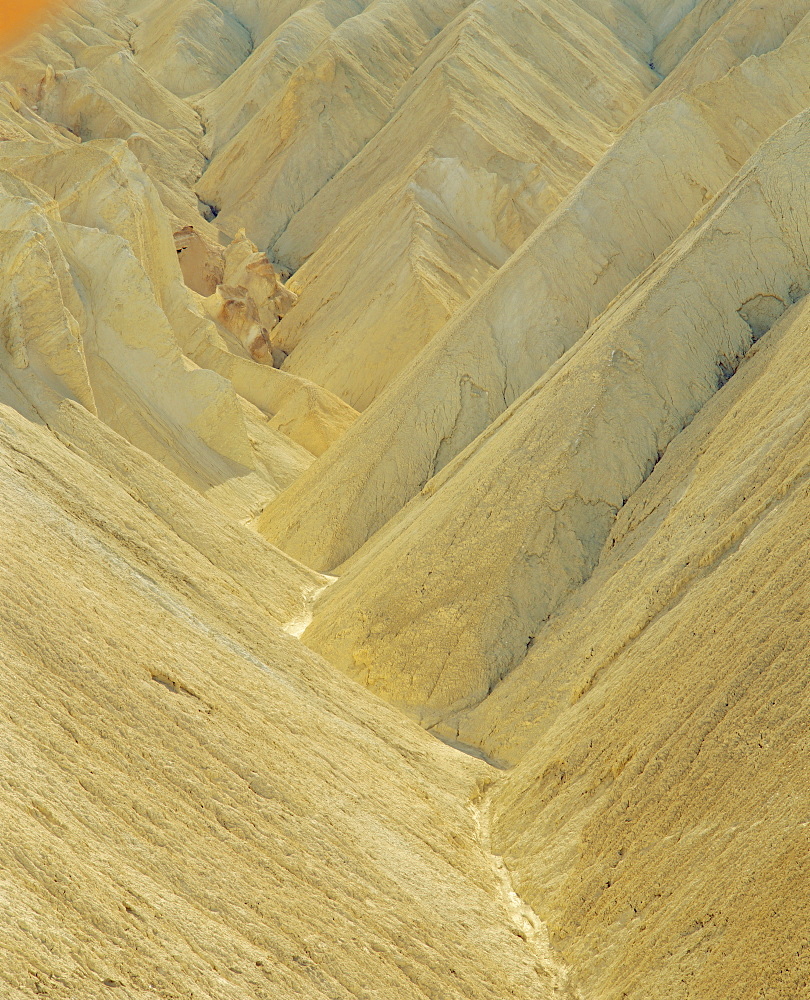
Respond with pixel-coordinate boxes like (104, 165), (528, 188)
(302, 110), (810, 719)
(262, 5), (810, 569)
(1, 1), (808, 998)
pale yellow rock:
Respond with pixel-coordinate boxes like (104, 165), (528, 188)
(0, 212), (93, 411)
(0, 126), (313, 518)
(646, 0), (810, 107)
(1, 0), (223, 236)
(180, 323), (360, 456)
(302, 111), (810, 718)
(270, 0), (658, 409)
(651, 0), (736, 74)
(1, 2), (809, 998)
(0, 15), (355, 486)
(129, 0), (252, 99)
(448, 291), (810, 763)
(198, 0), (365, 157)
(261, 10), (810, 567)
(0, 402), (553, 1000)
(484, 296), (810, 994)
(196, 0), (470, 248)
(272, 0), (658, 271)
(174, 223), (224, 295)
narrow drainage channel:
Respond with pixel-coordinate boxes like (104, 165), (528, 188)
(430, 731), (510, 770)
(470, 782), (581, 999)
(283, 575), (337, 638)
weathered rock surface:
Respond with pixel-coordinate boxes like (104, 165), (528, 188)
(1, 4), (358, 471)
(264, 0), (658, 409)
(0, 402), (553, 1000)
(174, 224), (224, 295)
(447, 290), (810, 762)
(185, 227), (299, 363)
(1, 1), (809, 998)
(301, 109), (810, 718)
(485, 292), (810, 993)
(262, 6), (810, 568)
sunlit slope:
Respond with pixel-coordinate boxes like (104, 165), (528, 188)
(198, 0), (369, 156)
(0, 5), (356, 480)
(448, 291), (810, 762)
(260, 6), (810, 569)
(269, 0), (657, 409)
(301, 111), (810, 719)
(0, 134), (314, 521)
(485, 294), (810, 994)
(3, 0), (216, 235)
(196, 0), (470, 248)
(0, 404), (552, 1000)
(648, 0), (809, 104)
(0, 2), (807, 998)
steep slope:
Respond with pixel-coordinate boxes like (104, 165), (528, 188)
(129, 0), (252, 98)
(0, 131), (312, 520)
(0, 402), (556, 1000)
(272, 0), (656, 271)
(269, 0), (658, 409)
(196, 0), (470, 248)
(198, 0), (370, 157)
(191, 0), (659, 412)
(261, 4), (810, 568)
(2, 1), (809, 999)
(1, 3), (358, 474)
(301, 110), (810, 719)
(0, 7), (575, 998)
(648, 0), (809, 104)
(447, 291), (810, 762)
(484, 292), (810, 994)
(4, 0), (218, 236)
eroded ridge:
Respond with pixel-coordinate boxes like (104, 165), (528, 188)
(0, 1), (808, 998)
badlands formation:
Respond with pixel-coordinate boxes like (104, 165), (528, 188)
(1, 0), (809, 997)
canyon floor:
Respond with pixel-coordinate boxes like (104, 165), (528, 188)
(1, 1), (809, 997)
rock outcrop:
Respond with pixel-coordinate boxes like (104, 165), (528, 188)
(174, 224), (223, 294)
(256, 0), (659, 410)
(180, 226), (299, 364)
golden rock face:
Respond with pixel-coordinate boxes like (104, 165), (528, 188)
(0, 1), (808, 998)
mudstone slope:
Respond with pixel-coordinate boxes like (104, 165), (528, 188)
(0, 1), (808, 998)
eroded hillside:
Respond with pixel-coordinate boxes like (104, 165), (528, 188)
(0, 1), (808, 997)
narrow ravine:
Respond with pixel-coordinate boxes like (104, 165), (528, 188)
(470, 779), (580, 999)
